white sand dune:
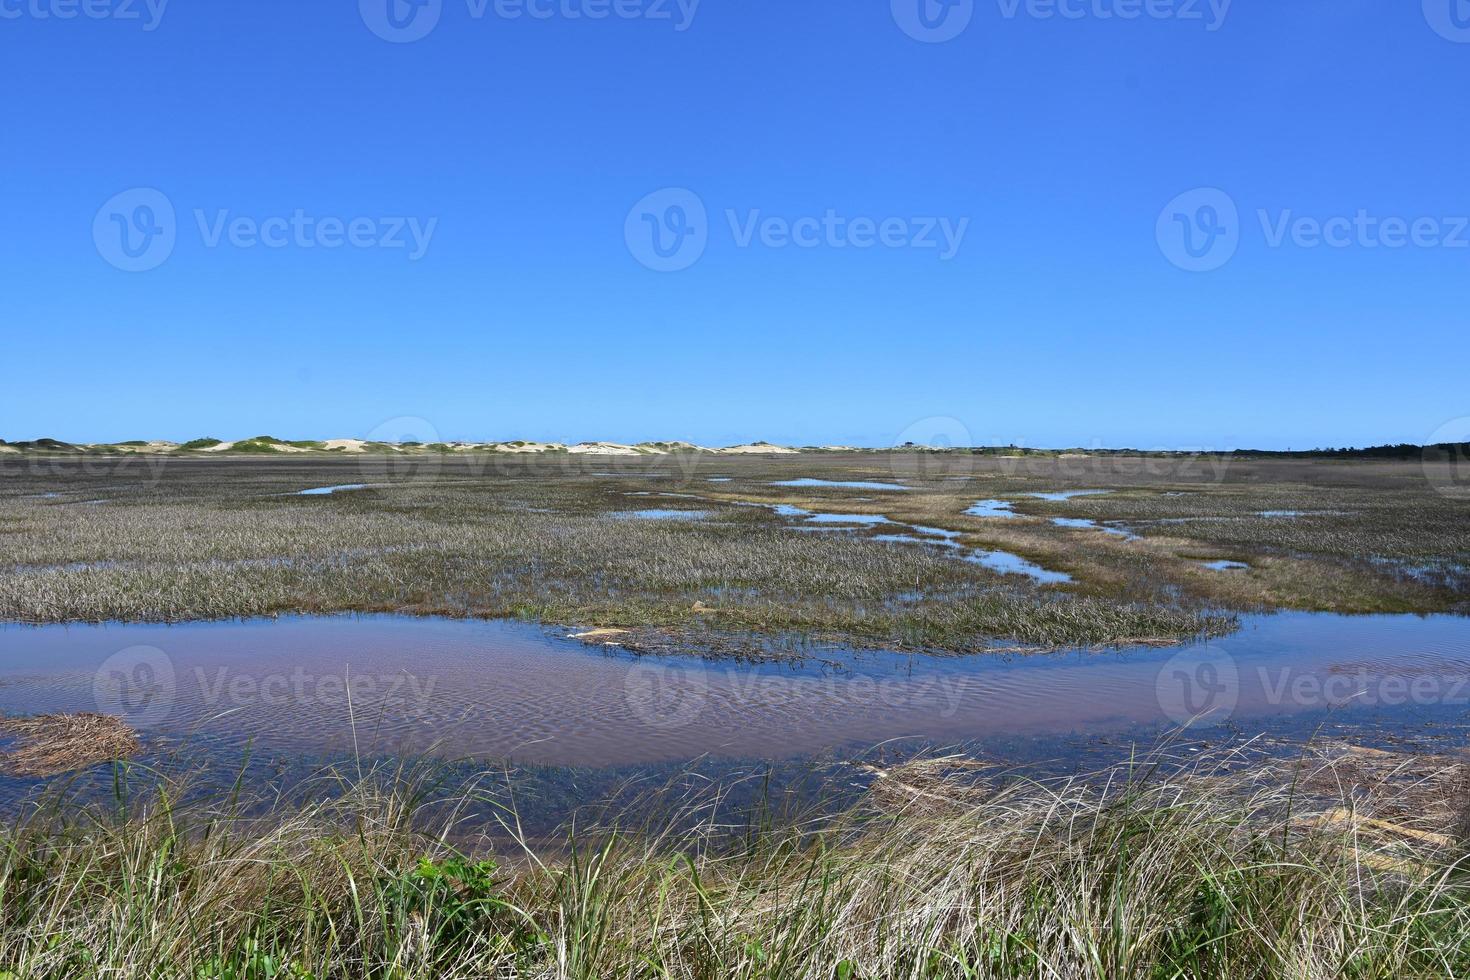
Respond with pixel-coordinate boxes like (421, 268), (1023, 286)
(567, 442), (643, 456)
(637, 441), (708, 453)
(486, 441), (566, 453)
(720, 442), (799, 455)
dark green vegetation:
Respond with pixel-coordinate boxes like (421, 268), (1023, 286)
(3, 743), (1470, 978)
(0, 452), (1464, 651)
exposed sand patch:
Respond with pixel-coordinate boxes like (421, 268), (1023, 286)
(568, 442), (643, 456)
(721, 443), (800, 455)
(570, 627), (630, 641)
(111, 441), (178, 454)
(487, 441), (566, 453)
(322, 439), (369, 453)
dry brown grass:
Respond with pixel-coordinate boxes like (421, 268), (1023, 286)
(0, 712), (141, 776)
(3, 742), (1470, 977)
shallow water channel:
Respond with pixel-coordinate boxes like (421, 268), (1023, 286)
(2, 612), (1468, 775)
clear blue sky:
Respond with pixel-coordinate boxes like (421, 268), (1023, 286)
(2, 0), (1466, 450)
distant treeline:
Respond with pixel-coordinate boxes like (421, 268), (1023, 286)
(1226, 443), (1469, 460)
(903, 443), (1470, 460)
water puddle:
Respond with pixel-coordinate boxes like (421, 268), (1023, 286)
(592, 472), (668, 478)
(1201, 560), (1250, 571)
(725, 498), (1096, 587)
(772, 479), (910, 491)
(298, 484), (369, 496)
(1026, 490), (1112, 501)
(1051, 517), (1137, 540)
(804, 513), (895, 526)
(908, 525), (965, 541)
(965, 550), (1074, 584)
(1371, 557), (1468, 586)
(965, 499), (1017, 518)
(612, 509), (710, 521)
(2, 613), (1467, 774)
(871, 522), (1070, 584)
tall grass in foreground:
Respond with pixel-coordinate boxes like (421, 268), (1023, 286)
(1, 748), (1468, 979)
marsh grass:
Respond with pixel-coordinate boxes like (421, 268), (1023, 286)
(0, 460), (1238, 650)
(0, 453), (1463, 651)
(1, 744), (1469, 978)
(0, 713), (141, 777)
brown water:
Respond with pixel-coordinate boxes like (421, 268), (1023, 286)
(2, 613), (1469, 770)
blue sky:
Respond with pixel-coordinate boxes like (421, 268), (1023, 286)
(1, 0), (1466, 449)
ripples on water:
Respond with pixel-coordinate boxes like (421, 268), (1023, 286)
(3, 612), (1468, 776)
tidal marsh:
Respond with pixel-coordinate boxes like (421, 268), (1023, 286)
(0, 452), (1463, 653)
